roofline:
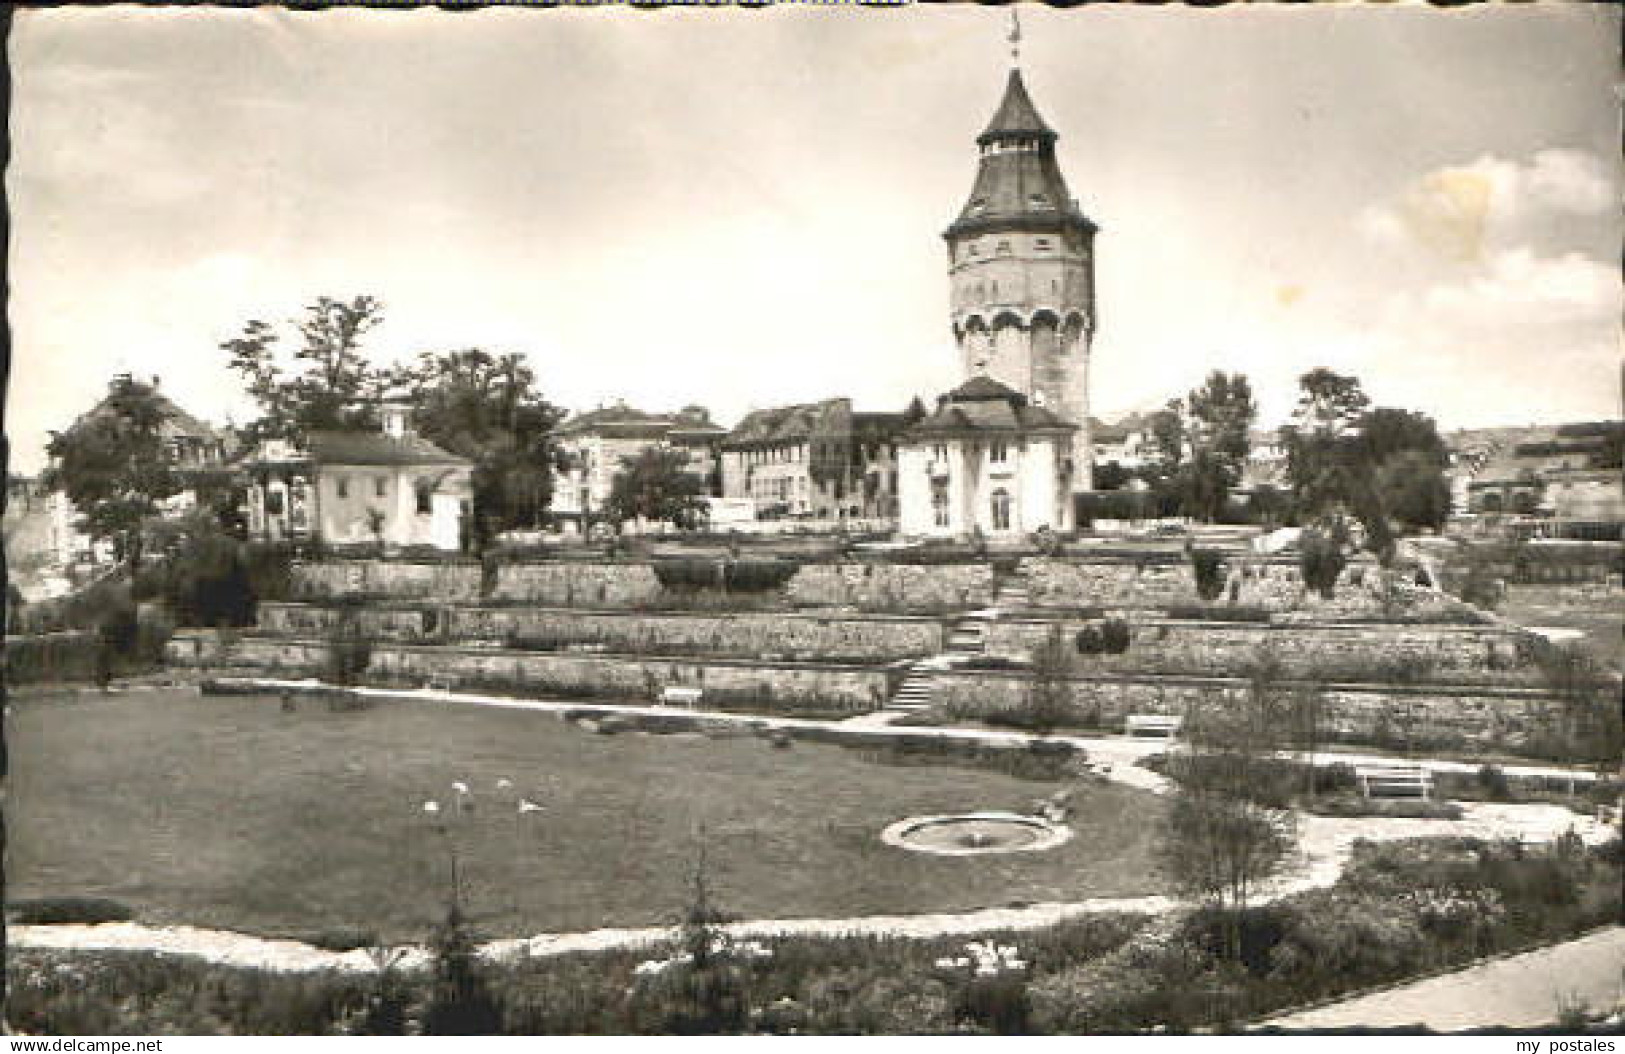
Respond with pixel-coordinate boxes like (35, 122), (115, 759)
(944, 212), (1097, 243)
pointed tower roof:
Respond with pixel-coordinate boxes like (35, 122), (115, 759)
(978, 69), (1056, 146)
(945, 67), (1094, 242)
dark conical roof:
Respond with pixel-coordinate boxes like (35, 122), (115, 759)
(946, 68), (1095, 242)
(978, 69), (1056, 145)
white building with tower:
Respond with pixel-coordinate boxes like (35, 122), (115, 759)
(899, 42), (1097, 539)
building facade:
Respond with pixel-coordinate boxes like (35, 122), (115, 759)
(243, 404), (473, 551)
(719, 398), (904, 522)
(945, 67), (1097, 494)
(549, 403), (725, 528)
(897, 376), (1075, 539)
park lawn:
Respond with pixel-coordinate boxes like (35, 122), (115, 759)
(8, 691), (1165, 944)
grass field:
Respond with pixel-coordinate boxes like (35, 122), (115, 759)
(8, 691), (1165, 943)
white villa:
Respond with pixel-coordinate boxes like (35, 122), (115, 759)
(897, 376), (1076, 539)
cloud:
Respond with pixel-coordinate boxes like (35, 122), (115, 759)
(1359, 148), (1616, 264)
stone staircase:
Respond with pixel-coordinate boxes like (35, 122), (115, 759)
(945, 621), (986, 655)
(991, 562), (1032, 612)
(885, 663), (939, 713)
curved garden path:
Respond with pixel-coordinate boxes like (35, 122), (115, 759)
(12, 682), (1614, 976)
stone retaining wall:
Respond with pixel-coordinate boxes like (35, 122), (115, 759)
(933, 669), (1571, 754)
(1022, 556), (1461, 618)
(289, 558), (995, 613)
(982, 618), (1535, 683)
(256, 603), (944, 662)
(167, 633), (891, 714)
(785, 563), (994, 611)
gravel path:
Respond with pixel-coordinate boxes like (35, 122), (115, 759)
(11, 682), (1612, 976)
(1264, 926), (1625, 1031)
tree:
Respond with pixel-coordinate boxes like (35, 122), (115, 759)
(1360, 409), (1452, 532)
(43, 376), (182, 573)
(391, 349), (566, 546)
(222, 296), (388, 444)
(1147, 399), (1187, 477)
(1025, 624), (1075, 734)
(1144, 374), (1257, 523)
(1157, 651), (1297, 960)
(1282, 370), (1448, 564)
(603, 447), (708, 532)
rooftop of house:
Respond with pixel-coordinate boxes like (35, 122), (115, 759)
(556, 401), (726, 440)
(304, 429), (471, 468)
(908, 376), (1074, 439)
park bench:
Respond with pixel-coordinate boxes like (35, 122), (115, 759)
(658, 686), (703, 709)
(1125, 714), (1183, 740)
(1355, 763), (1434, 799)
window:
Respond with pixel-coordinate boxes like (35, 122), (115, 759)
(1034, 237), (1052, 250)
(265, 488), (285, 516)
(335, 475), (349, 500)
(415, 481), (433, 515)
(991, 489), (1012, 531)
(996, 240), (1012, 256)
(375, 476), (388, 498)
(990, 440), (1009, 464)
(932, 484), (950, 528)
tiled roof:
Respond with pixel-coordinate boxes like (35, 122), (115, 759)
(724, 399), (849, 448)
(947, 70), (1095, 241)
(908, 378), (1074, 439)
(306, 430), (470, 467)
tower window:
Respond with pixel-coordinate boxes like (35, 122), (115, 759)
(990, 440), (1009, 464)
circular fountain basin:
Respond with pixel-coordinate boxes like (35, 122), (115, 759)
(881, 811), (1072, 856)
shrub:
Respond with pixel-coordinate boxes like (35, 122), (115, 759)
(1189, 548), (1227, 602)
(9, 896), (135, 925)
(421, 903), (505, 1035)
(1476, 764), (1512, 801)
(1298, 530), (1347, 600)
(1075, 619), (1131, 655)
(302, 926), (381, 953)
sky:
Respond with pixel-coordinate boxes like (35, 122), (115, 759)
(7, 3), (1621, 473)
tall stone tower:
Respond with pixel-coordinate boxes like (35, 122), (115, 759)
(944, 66), (1098, 491)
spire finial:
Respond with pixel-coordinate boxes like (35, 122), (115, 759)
(1008, 8), (1022, 67)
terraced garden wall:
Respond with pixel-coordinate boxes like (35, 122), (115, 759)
(256, 602), (945, 662)
(288, 558), (994, 613)
(982, 618), (1538, 684)
(1022, 556), (1463, 619)
(167, 633), (893, 714)
(933, 669), (1579, 755)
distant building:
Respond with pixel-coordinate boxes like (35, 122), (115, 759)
(1239, 428), (1290, 494)
(241, 403), (473, 551)
(896, 376), (1075, 539)
(1462, 422), (1624, 520)
(36, 375), (236, 566)
(549, 402), (726, 529)
(1090, 413), (1157, 474)
(719, 398), (905, 522)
